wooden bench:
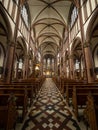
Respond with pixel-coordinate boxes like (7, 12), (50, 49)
(72, 86), (98, 119)
(65, 83), (85, 105)
(64, 82), (98, 105)
(12, 83), (35, 105)
(0, 93), (18, 130)
(0, 82), (38, 105)
(58, 78), (85, 96)
(0, 87), (28, 120)
(17, 77), (45, 95)
(83, 92), (98, 130)
(0, 77), (45, 122)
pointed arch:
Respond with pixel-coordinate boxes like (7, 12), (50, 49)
(86, 7), (98, 42)
(0, 3), (12, 41)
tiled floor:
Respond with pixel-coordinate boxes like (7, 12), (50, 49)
(21, 78), (81, 130)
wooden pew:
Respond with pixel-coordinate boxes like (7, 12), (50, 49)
(0, 93), (18, 130)
(0, 77), (45, 122)
(72, 86), (98, 119)
(58, 78), (85, 97)
(0, 82), (38, 105)
(11, 77), (45, 104)
(65, 83), (87, 105)
(64, 82), (98, 105)
(0, 87), (28, 120)
(12, 83), (35, 105)
(84, 92), (98, 130)
(17, 77), (45, 94)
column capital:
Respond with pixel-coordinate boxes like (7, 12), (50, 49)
(69, 55), (73, 59)
(24, 54), (29, 58)
(8, 40), (15, 47)
(83, 42), (90, 48)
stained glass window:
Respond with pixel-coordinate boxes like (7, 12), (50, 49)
(21, 5), (29, 27)
(70, 7), (78, 27)
(18, 59), (23, 69)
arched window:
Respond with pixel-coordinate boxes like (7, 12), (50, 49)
(0, 44), (5, 76)
(52, 58), (54, 63)
(47, 58), (50, 67)
(44, 58), (46, 63)
(21, 5), (29, 27)
(70, 6), (78, 28)
(18, 58), (23, 69)
(13, 0), (19, 4)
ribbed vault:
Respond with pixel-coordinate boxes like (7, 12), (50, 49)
(27, 0), (74, 57)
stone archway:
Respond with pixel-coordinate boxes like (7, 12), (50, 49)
(0, 4), (13, 82)
(85, 8), (98, 81)
(13, 36), (28, 80)
(71, 37), (83, 80)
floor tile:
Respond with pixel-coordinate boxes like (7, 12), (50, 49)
(22, 78), (81, 130)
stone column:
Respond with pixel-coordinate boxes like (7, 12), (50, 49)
(23, 54), (29, 79)
(15, 61), (19, 80)
(54, 58), (57, 76)
(32, 60), (36, 78)
(3, 43), (15, 83)
(84, 42), (95, 83)
(46, 58), (47, 70)
(50, 59), (52, 77)
(3, 0), (23, 83)
(77, 2), (88, 81)
(63, 61), (67, 78)
(69, 54), (75, 79)
(59, 58), (62, 77)
(64, 60), (67, 77)
(40, 58), (43, 76)
(41, 62), (43, 76)
(52, 59), (55, 76)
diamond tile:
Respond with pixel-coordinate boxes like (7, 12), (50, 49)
(48, 118), (53, 122)
(22, 78), (81, 130)
(42, 123), (47, 128)
(54, 123), (60, 128)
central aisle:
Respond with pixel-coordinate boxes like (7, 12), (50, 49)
(22, 78), (81, 130)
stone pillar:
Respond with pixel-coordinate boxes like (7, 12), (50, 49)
(69, 55), (75, 79)
(84, 42), (95, 83)
(15, 61), (19, 80)
(54, 58), (57, 76)
(32, 60), (36, 77)
(46, 59), (47, 70)
(23, 54), (29, 79)
(41, 62), (43, 76)
(22, 62), (25, 79)
(40, 58), (43, 76)
(3, 0), (23, 82)
(50, 59), (52, 77)
(52, 59), (55, 76)
(3, 43), (15, 83)
(59, 58), (62, 77)
(77, 2), (88, 81)
(63, 61), (67, 78)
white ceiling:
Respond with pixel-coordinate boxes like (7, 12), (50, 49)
(27, 0), (73, 57)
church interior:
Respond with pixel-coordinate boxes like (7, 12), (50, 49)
(0, 0), (98, 130)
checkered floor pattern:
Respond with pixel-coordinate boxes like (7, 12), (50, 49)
(22, 78), (81, 130)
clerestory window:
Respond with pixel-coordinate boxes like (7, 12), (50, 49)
(13, 0), (18, 4)
(70, 6), (78, 28)
(21, 5), (29, 27)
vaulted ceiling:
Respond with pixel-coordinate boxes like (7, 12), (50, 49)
(27, 0), (74, 58)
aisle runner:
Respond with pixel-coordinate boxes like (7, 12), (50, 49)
(22, 78), (81, 130)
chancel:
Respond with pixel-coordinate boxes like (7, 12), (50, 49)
(0, 0), (98, 130)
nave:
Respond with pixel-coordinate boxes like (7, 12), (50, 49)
(0, 1), (98, 130)
(21, 78), (81, 130)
